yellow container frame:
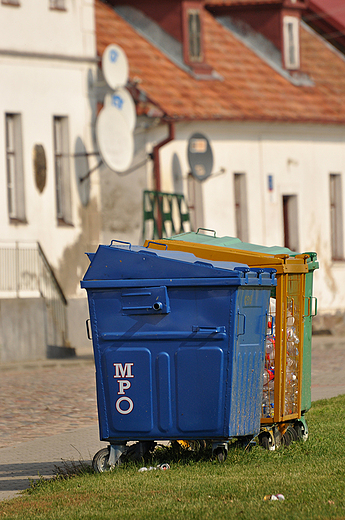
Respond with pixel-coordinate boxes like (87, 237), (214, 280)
(144, 239), (308, 425)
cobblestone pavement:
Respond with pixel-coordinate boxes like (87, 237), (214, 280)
(310, 335), (345, 400)
(0, 337), (345, 451)
(0, 358), (98, 450)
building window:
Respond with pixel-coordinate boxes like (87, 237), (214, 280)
(283, 16), (300, 70)
(188, 9), (202, 62)
(234, 173), (248, 242)
(53, 116), (72, 224)
(5, 114), (26, 222)
(1, 0), (20, 6)
(49, 0), (65, 10)
(282, 194), (299, 252)
(330, 174), (344, 260)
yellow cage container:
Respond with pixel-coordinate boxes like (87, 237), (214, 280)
(144, 236), (310, 445)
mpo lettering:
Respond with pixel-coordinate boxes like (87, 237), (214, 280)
(113, 363), (134, 415)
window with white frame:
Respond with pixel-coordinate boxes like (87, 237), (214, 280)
(53, 116), (72, 224)
(187, 9), (202, 62)
(5, 113), (26, 222)
(234, 173), (249, 242)
(283, 16), (300, 70)
(330, 173), (344, 261)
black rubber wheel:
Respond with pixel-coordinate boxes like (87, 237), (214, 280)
(92, 447), (112, 473)
(294, 421), (308, 441)
(214, 447), (227, 462)
(282, 426), (299, 446)
(294, 423), (303, 440)
(259, 433), (271, 450)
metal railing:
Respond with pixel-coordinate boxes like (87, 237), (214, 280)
(0, 241), (68, 346)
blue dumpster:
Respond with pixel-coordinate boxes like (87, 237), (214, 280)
(81, 241), (276, 471)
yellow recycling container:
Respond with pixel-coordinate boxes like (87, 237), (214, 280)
(144, 233), (311, 445)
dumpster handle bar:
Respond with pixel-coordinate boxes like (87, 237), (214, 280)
(196, 228), (216, 237)
(237, 311), (246, 336)
(86, 319), (92, 340)
(110, 239), (132, 250)
(146, 241), (168, 250)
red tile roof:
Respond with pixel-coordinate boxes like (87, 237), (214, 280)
(308, 0), (345, 31)
(206, 0), (281, 5)
(96, 0), (345, 124)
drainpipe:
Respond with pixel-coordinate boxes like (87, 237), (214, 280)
(152, 122), (175, 237)
(153, 122), (175, 192)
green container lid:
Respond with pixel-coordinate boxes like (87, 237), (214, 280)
(169, 230), (294, 256)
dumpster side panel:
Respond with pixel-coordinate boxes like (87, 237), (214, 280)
(176, 346), (225, 432)
(228, 287), (269, 436)
(87, 285), (237, 441)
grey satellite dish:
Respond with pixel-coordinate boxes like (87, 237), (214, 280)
(104, 88), (136, 132)
(187, 133), (213, 181)
(102, 44), (129, 90)
(96, 106), (134, 172)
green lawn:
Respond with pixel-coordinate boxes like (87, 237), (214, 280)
(1, 395), (345, 520)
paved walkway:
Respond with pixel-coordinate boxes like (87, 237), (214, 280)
(1, 337), (345, 502)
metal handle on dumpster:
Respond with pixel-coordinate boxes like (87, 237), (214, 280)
(237, 311), (246, 336)
(146, 241), (168, 250)
(122, 303), (164, 312)
(311, 296), (318, 317)
(86, 319), (92, 340)
(110, 239), (132, 249)
(192, 326), (226, 334)
(196, 228), (217, 237)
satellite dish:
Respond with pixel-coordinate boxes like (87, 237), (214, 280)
(187, 133), (213, 181)
(96, 106), (134, 172)
(104, 88), (136, 132)
(102, 44), (129, 90)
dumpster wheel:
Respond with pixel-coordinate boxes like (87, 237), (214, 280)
(281, 425), (299, 446)
(213, 446), (227, 463)
(294, 420), (308, 441)
(258, 431), (275, 451)
(92, 447), (113, 473)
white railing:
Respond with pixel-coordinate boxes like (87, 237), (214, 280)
(0, 241), (68, 346)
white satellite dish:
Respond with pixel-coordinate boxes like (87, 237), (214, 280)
(104, 88), (136, 132)
(96, 106), (134, 172)
(102, 44), (129, 90)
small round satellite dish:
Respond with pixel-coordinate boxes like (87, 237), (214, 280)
(102, 44), (129, 90)
(104, 88), (136, 132)
(187, 133), (213, 181)
(96, 106), (134, 172)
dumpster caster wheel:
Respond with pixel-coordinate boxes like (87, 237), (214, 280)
(294, 421), (308, 441)
(282, 426), (298, 447)
(214, 447), (227, 463)
(259, 432), (274, 450)
(92, 447), (113, 473)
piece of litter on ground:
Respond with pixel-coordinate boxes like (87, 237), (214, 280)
(264, 494), (285, 501)
(138, 463), (170, 472)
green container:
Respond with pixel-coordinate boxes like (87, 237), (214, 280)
(294, 252), (319, 413)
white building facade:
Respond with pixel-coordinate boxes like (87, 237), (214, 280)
(0, 0), (101, 361)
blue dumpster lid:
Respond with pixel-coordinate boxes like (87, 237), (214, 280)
(81, 241), (276, 286)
